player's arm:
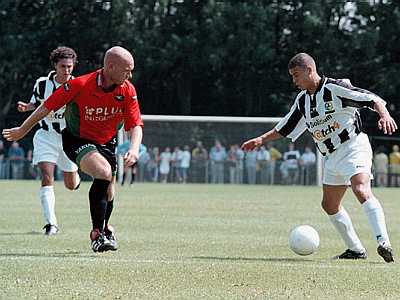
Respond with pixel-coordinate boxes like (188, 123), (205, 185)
(17, 101), (36, 112)
(241, 129), (282, 151)
(124, 125), (143, 167)
(2, 103), (50, 141)
(19, 78), (43, 112)
(329, 83), (397, 135)
(374, 101), (398, 135)
(241, 97), (306, 151)
(123, 85), (144, 167)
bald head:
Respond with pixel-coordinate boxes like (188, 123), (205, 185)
(103, 46), (134, 87)
(104, 46), (134, 66)
(288, 53), (316, 71)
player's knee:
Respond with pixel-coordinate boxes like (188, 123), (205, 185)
(96, 165), (113, 181)
(321, 198), (338, 214)
(64, 180), (76, 190)
(41, 173), (54, 186)
(352, 183), (370, 200)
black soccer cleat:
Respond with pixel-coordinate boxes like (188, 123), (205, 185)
(377, 244), (394, 263)
(334, 249), (367, 260)
(43, 224), (58, 236)
(105, 225), (118, 251)
(90, 229), (113, 253)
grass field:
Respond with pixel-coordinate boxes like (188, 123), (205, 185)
(0, 180), (399, 299)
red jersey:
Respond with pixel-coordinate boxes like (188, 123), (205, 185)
(44, 69), (143, 144)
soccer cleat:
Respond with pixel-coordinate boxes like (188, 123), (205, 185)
(377, 244), (394, 263)
(105, 225), (118, 251)
(90, 229), (113, 253)
(334, 249), (367, 260)
(43, 224), (58, 236)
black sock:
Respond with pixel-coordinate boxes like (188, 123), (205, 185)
(89, 179), (110, 231)
(105, 199), (114, 228)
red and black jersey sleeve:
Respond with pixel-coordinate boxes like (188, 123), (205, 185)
(123, 83), (144, 130)
(43, 78), (81, 112)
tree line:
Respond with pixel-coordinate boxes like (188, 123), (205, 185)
(1, 0), (399, 137)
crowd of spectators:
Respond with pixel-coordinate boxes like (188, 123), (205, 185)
(121, 140), (318, 186)
(1, 138), (400, 187)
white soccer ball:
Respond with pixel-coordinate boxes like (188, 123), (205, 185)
(289, 225), (320, 256)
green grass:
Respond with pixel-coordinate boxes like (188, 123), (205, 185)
(0, 181), (399, 299)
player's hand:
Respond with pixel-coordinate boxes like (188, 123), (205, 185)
(241, 137), (263, 151)
(123, 149), (139, 167)
(378, 114), (398, 135)
(2, 127), (27, 141)
(17, 101), (29, 112)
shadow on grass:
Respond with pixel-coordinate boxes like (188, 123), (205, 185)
(0, 231), (43, 236)
(0, 251), (91, 258)
(191, 256), (313, 262)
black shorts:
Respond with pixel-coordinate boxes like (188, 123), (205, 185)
(62, 129), (117, 175)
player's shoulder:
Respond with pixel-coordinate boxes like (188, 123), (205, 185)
(294, 90), (307, 105)
(34, 72), (53, 85)
(122, 80), (138, 99)
(325, 77), (353, 89)
(67, 71), (97, 89)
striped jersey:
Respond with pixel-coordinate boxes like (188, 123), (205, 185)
(275, 76), (385, 156)
(30, 71), (73, 133)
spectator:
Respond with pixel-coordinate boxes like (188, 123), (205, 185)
(227, 145), (238, 184)
(180, 145), (191, 183)
(389, 145), (400, 186)
(281, 143), (300, 185)
(25, 148), (38, 179)
(8, 141), (25, 179)
(0, 140), (5, 178)
(266, 142), (282, 184)
(235, 145), (245, 184)
(159, 147), (172, 183)
(191, 141), (208, 183)
(374, 147), (388, 187)
(171, 146), (183, 183)
(137, 147), (150, 182)
(300, 146), (316, 185)
(245, 150), (258, 184)
(148, 147), (160, 182)
(257, 145), (271, 184)
(209, 140), (227, 183)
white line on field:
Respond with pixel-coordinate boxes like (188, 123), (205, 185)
(0, 255), (390, 269)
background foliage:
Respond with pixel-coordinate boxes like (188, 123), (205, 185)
(0, 0), (399, 135)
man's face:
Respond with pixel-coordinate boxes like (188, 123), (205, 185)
(54, 58), (74, 82)
(110, 60), (134, 85)
(289, 66), (311, 91)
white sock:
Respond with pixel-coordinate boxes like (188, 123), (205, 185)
(39, 186), (57, 226)
(329, 208), (365, 253)
(362, 197), (391, 246)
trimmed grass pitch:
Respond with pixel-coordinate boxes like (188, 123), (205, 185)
(0, 180), (399, 299)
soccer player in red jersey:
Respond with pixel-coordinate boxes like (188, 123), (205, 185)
(3, 46), (143, 252)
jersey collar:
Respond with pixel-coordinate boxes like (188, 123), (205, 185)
(96, 69), (118, 92)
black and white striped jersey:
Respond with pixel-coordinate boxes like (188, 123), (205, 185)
(275, 76), (385, 156)
(29, 71), (73, 133)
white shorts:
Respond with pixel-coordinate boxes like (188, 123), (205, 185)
(323, 133), (373, 186)
(32, 129), (78, 172)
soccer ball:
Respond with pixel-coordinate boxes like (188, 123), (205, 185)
(289, 225), (320, 256)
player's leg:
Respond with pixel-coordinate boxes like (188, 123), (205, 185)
(322, 184), (366, 259)
(58, 148), (81, 191)
(38, 161), (59, 235)
(32, 130), (61, 235)
(350, 173), (394, 262)
(63, 171), (80, 190)
(104, 176), (118, 250)
(79, 150), (114, 252)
